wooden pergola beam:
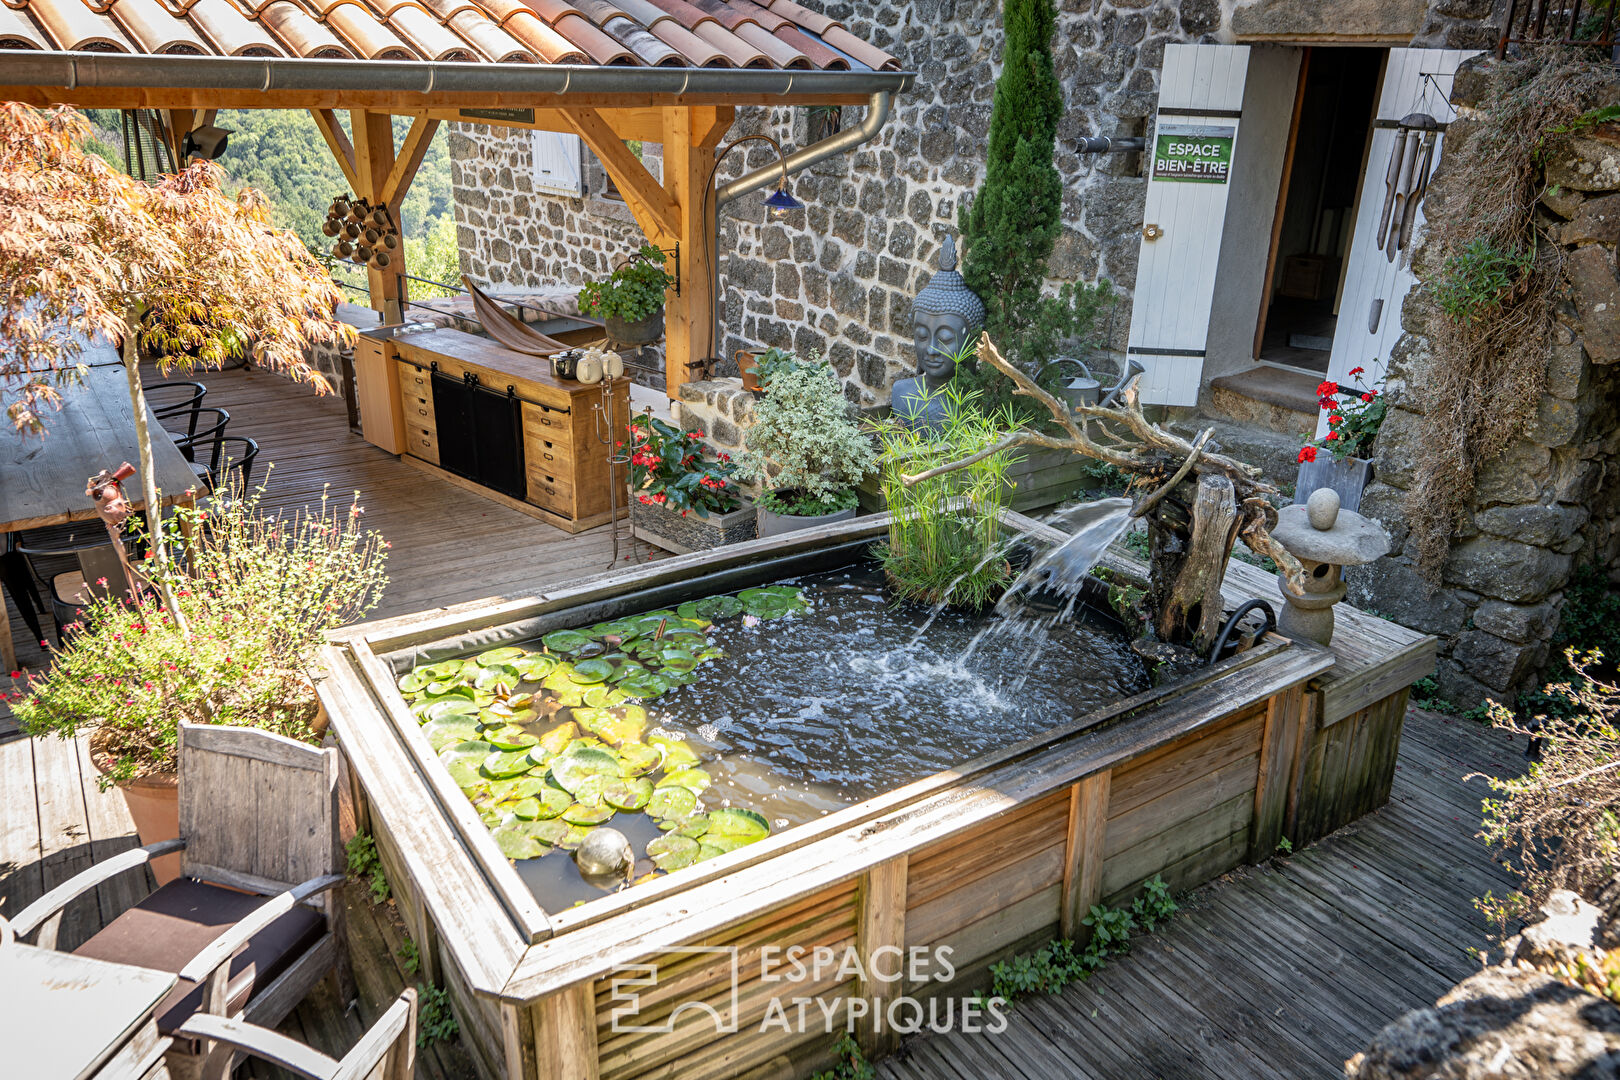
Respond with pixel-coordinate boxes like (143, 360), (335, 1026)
(381, 115), (439, 212)
(559, 107), (679, 241)
(351, 109), (404, 323)
(311, 108), (360, 193)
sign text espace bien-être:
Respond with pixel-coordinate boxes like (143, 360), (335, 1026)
(1153, 124), (1235, 184)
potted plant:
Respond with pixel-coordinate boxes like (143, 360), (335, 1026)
(627, 411), (754, 553)
(733, 346), (799, 394)
(577, 244), (677, 346)
(739, 353), (876, 537)
(1296, 366), (1386, 511)
(11, 480), (388, 884)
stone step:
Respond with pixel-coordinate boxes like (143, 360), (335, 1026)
(1167, 416), (1305, 494)
(1205, 365), (1322, 435)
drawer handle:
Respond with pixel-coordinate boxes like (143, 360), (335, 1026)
(418, 408), (428, 417)
(543, 453), (554, 461)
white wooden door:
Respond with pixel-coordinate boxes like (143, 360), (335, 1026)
(1319, 47), (1478, 431)
(1126, 43), (1251, 406)
(531, 130), (583, 197)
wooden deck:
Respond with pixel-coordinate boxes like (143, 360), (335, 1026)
(3, 363), (661, 735)
(877, 707), (1523, 1080)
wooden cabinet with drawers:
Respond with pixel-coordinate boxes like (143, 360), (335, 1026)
(392, 328), (630, 532)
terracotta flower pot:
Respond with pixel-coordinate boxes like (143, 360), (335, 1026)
(109, 769), (182, 885)
(736, 350), (764, 393)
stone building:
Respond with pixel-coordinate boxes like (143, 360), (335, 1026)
(442, 0), (1620, 706)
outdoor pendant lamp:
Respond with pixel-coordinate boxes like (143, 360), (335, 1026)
(711, 132), (805, 221)
(764, 184), (805, 218)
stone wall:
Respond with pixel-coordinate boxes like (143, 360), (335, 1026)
(1349, 57), (1620, 708)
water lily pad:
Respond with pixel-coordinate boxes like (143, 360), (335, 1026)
(649, 736), (700, 769)
(508, 797), (543, 820)
(542, 629), (592, 654)
(603, 777), (653, 811)
(474, 666), (520, 693)
(593, 711), (647, 747)
(425, 659), (467, 679)
(677, 814), (710, 838)
(485, 727), (539, 751)
(706, 807), (770, 841)
(492, 827), (543, 861)
(617, 743), (664, 777)
(658, 768), (712, 796)
(424, 698), (480, 722)
(583, 684), (625, 708)
(549, 823), (592, 850)
(533, 788), (572, 818)
(738, 586), (808, 619)
(490, 777), (546, 801)
(700, 835), (751, 855)
(569, 659), (614, 685)
(440, 740), (496, 786)
(477, 646), (528, 665)
(483, 749), (534, 779)
(424, 681), (475, 699)
(696, 842), (728, 862)
(617, 672), (671, 700)
(563, 803), (615, 826)
(530, 721), (577, 762)
(608, 660), (649, 684)
(647, 833), (699, 871)
(646, 785), (698, 820)
(548, 746), (622, 797)
(692, 594), (746, 620)
(658, 652), (698, 674)
(422, 715), (481, 751)
(565, 736), (606, 754)
(516, 655), (559, 680)
(398, 670), (431, 694)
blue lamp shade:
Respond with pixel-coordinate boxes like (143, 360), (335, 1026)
(764, 184), (804, 218)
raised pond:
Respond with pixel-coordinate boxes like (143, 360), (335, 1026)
(399, 561), (1149, 910)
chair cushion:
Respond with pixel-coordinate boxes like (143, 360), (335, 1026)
(73, 877), (325, 1035)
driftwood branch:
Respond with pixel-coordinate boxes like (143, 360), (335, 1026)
(898, 335), (1311, 598)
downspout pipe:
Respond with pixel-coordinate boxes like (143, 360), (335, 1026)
(716, 90), (892, 206)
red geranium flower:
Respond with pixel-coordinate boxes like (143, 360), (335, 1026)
(1317, 381), (1339, 398)
(1325, 431), (1340, 441)
(1297, 446), (1317, 463)
(1348, 366), (1365, 377)
(1361, 392), (1375, 402)
(1328, 414), (1343, 426)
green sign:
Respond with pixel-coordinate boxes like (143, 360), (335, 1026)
(1153, 124), (1235, 184)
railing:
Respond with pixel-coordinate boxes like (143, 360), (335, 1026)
(310, 250), (575, 325)
(1498, 0), (1619, 57)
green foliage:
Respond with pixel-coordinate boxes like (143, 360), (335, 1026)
(397, 935), (420, 976)
(988, 876), (1177, 1002)
(14, 480), (387, 783)
(1518, 566), (1620, 719)
(1301, 368), (1386, 464)
(756, 487), (858, 517)
(957, 0), (1111, 408)
(404, 217), (462, 299)
(1434, 238), (1536, 324)
(738, 355), (875, 513)
(627, 412), (742, 517)
(578, 245), (676, 322)
(810, 1035), (875, 1080)
(1551, 103), (1620, 134)
(753, 346), (806, 386)
(1276, 836), (1294, 855)
(416, 983), (460, 1047)
(346, 833), (391, 905)
(1079, 456), (1133, 497)
(874, 386), (1019, 608)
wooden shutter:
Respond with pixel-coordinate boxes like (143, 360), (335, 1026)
(1125, 44), (1251, 406)
(1319, 48), (1478, 432)
(531, 130), (583, 197)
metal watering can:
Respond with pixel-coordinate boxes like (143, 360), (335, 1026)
(1049, 357), (1147, 410)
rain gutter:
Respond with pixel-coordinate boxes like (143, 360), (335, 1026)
(0, 50), (913, 102)
(716, 89), (893, 205)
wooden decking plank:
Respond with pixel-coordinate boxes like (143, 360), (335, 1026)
(71, 737), (150, 928)
(1334, 802), (1516, 898)
(0, 734), (43, 916)
(30, 734), (98, 949)
(1018, 987), (1172, 1080)
(1328, 822), (1515, 914)
(1124, 926), (1347, 1078)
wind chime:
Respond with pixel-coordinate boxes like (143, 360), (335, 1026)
(1376, 112), (1441, 263)
(323, 194), (401, 271)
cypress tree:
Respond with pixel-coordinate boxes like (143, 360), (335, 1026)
(958, 0), (1108, 405)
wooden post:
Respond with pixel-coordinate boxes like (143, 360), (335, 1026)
(661, 106), (732, 400)
(531, 982), (598, 1080)
(1251, 682), (1305, 862)
(1282, 686), (1320, 846)
(855, 856), (907, 1056)
(1060, 772), (1111, 941)
(351, 110), (405, 323)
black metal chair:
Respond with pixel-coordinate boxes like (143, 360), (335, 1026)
(11, 524), (140, 643)
(146, 381), (208, 439)
(172, 407), (231, 489)
(215, 436), (260, 493)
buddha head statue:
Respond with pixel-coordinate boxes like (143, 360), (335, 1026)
(911, 234), (986, 391)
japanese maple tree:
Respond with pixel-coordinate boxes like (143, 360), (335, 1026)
(0, 104), (352, 620)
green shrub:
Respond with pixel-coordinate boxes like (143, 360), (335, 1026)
(1434, 237), (1535, 324)
(577, 245), (675, 322)
(417, 983), (459, 1047)
(987, 875), (1177, 1002)
(738, 355), (875, 515)
(810, 1035), (874, 1080)
(346, 832), (390, 904)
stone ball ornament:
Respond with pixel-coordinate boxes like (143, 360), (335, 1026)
(574, 826), (634, 886)
(1270, 487), (1391, 646)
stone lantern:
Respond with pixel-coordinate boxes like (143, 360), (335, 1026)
(1271, 488), (1390, 646)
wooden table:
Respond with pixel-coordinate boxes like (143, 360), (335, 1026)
(0, 362), (202, 670)
(0, 943), (178, 1079)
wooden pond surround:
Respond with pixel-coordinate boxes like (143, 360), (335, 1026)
(316, 512), (1435, 1080)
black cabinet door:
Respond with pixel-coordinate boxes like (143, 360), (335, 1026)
(471, 383), (527, 500)
(430, 370), (478, 480)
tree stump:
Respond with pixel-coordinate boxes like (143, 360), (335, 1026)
(1152, 474), (1239, 655)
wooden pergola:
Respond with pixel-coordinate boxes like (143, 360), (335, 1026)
(1, 53), (911, 396)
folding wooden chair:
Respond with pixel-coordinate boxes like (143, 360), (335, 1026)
(12, 722), (351, 1079)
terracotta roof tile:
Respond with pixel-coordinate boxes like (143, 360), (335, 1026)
(3, 0), (894, 70)
(187, 0), (282, 53)
(692, 20), (763, 66)
(110, 0), (211, 51)
(30, 0), (134, 50)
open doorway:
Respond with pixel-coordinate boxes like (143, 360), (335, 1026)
(1255, 47), (1383, 374)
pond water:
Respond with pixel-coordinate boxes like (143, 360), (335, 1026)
(399, 561), (1148, 911)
